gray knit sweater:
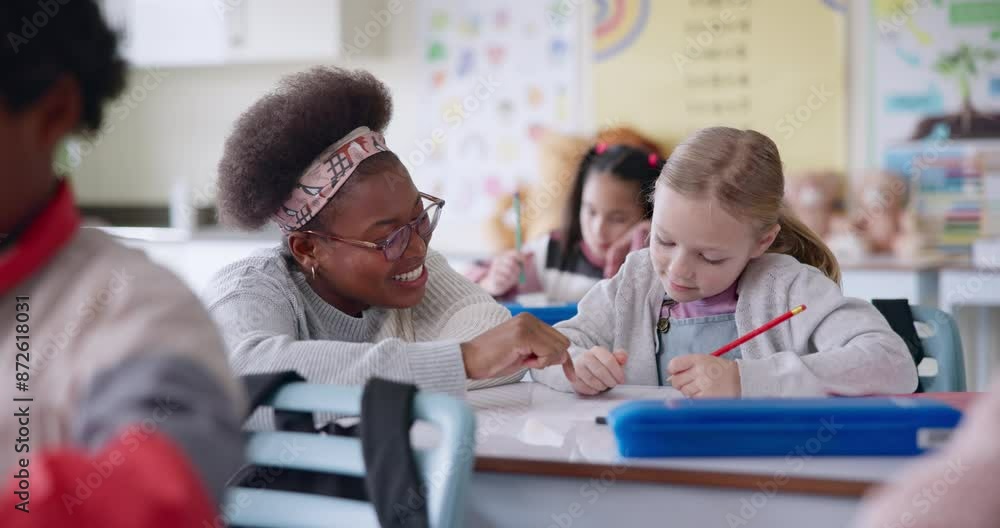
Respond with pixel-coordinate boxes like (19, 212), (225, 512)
(532, 249), (919, 397)
(203, 245), (523, 401)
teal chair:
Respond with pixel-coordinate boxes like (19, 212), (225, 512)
(224, 383), (476, 528)
(911, 306), (967, 392)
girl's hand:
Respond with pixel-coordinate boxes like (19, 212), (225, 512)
(604, 220), (652, 278)
(668, 355), (741, 398)
(480, 250), (528, 296)
(568, 346), (628, 395)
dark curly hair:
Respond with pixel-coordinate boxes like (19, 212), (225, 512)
(217, 67), (395, 230)
(0, 0), (126, 132)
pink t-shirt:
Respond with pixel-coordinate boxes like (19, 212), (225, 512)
(661, 280), (739, 319)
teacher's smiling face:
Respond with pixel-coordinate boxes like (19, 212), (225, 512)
(287, 154), (445, 316)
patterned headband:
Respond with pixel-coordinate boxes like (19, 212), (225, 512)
(271, 126), (389, 232)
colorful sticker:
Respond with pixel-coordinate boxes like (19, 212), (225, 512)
(432, 70), (447, 88)
(527, 85), (545, 108)
(594, 0), (651, 62)
(496, 9), (510, 30)
(427, 41), (447, 61)
(459, 14), (480, 37)
(430, 11), (449, 31)
(457, 48), (475, 77)
(487, 45), (506, 66)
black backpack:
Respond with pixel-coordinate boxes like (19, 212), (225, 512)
(872, 299), (925, 393)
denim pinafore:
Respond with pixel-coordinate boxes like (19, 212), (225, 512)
(654, 299), (741, 386)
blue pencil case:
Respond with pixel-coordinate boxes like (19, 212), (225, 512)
(608, 397), (963, 457)
(504, 303), (578, 326)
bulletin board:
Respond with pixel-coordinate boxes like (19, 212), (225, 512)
(870, 0), (1000, 253)
(417, 0), (583, 255)
(868, 0), (1000, 165)
(593, 0), (847, 172)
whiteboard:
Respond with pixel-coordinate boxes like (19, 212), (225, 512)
(410, 0), (585, 256)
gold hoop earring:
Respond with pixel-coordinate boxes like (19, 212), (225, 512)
(311, 266), (317, 280)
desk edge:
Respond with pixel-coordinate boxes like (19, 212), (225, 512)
(475, 456), (876, 498)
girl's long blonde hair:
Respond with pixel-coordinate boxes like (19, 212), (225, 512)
(657, 127), (841, 283)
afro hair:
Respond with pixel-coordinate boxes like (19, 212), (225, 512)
(217, 67), (394, 230)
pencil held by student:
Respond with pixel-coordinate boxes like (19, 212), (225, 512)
(665, 304), (806, 385)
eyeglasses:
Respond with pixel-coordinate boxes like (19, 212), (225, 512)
(301, 192), (445, 262)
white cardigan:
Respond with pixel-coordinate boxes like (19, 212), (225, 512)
(533, 249), (919, 397)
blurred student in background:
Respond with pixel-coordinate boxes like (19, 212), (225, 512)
(1, 1), (244, 525)
(469, 143), (664, 303)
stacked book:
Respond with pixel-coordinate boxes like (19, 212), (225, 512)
(886, 141), (1000, 256)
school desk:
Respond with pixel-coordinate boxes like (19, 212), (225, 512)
(840, 257), (943, 307)
(940, 264), (1000, 391)
(457, 382), (936, 528)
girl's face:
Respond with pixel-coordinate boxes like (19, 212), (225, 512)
(579, 170), (647, 261)
(649, 185), (778, 302)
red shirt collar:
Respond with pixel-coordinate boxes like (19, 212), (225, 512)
(0, 180), (81, 295)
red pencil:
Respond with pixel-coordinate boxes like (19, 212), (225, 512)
(710, 304), (807, 357)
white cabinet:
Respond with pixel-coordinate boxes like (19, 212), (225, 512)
(101, 0), (342, 67)
(226, 0), (341, 64)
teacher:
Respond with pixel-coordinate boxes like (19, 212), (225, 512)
(204, 67), (574, 408)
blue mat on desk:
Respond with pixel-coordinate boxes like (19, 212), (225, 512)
(609, 397), (962, 457)
(503, 303), (578, 326)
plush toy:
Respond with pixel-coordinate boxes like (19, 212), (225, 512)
(485, 126), (666, 250)
(784, 170), (846, 239)
(825, 170), (930, 261)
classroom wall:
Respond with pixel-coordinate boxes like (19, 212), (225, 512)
(847, 0), (871, 177)
(71, 1), (871, 231)
(593, 0), (847, 173)
(70, 0), (424, 209)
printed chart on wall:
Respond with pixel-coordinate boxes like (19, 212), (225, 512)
(593, 0), (846, 172)
(871, 0), (1000, 253)
(418, 0), (582, 254)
